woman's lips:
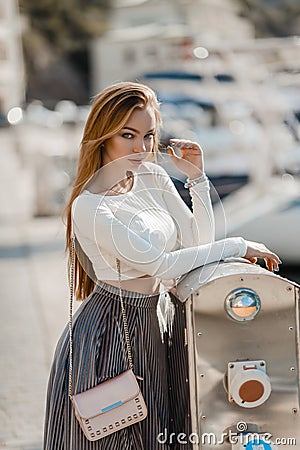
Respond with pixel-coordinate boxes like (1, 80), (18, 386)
(129, 159), (143, 163)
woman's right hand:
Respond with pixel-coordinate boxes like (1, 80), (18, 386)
(243, 240), (281, 272)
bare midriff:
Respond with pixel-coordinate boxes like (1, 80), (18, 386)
(101, 275), (161, 295)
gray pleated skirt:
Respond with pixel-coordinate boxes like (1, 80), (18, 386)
(43, 281), (191, 450)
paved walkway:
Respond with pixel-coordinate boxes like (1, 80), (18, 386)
(0, 129), (72, 449)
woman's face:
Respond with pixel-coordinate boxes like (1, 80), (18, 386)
(101, 105), (157, 169)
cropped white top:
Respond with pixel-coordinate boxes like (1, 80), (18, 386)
(72, 162), (247, 281)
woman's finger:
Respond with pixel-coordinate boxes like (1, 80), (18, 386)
(265, 258), (272, 271)
(169, 139), (202, 151)
(247, 257), (257, 264)
(169, 139), (185, 149)
(167, 145), (179, 158)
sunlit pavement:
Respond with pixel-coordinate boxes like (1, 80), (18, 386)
(0, 129), (72, 449)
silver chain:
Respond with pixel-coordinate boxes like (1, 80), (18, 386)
(68, 234), (75, 399)
(68, 237), (134, 399)
(116, 259), (134, 371)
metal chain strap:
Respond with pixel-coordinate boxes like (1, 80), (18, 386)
(68, 236), (134, 399)
(68, 234), (75, 399)
(116, 259), (134, 371)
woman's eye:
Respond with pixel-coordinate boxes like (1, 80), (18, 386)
(122, 133), (133, 139)
(145, 133), (154, 139)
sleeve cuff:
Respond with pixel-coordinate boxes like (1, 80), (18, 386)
(235, 237), (247, 257)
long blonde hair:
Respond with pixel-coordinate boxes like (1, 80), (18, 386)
(63, 81), (161, 300)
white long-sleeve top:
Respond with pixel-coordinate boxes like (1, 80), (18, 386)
(72, 162), (247, 281)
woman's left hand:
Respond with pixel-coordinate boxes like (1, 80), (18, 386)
(167, 138), (204, 179)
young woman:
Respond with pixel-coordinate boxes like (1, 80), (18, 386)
(43, 81), (280, 450)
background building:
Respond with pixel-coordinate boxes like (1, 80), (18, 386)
(90, 0), (254, 93)
(0, 0), (25, 114)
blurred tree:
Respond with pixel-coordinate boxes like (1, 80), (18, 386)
(236, 0), (300, 37)
(19, 0), (112, 104)
(20, 0), (111, 52)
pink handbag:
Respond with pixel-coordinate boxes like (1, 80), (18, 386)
(68, 236), (147, 441)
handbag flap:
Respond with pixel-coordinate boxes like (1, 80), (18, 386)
(71, 369), (141, 419)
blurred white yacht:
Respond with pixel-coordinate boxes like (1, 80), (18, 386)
(213, 172), (300, 264)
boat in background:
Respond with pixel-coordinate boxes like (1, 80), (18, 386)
(213, 173), (300, 264)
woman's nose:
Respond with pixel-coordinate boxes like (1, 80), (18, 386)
(133, 140), (147, 153)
